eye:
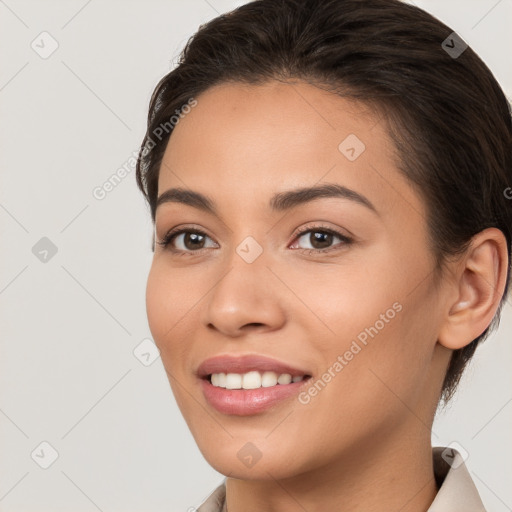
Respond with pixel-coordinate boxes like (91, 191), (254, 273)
(156, 227), (217, 254)
(156, 223), (353, 256)
(290, 224), (353, 254)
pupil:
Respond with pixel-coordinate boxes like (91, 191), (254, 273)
(185, 233), (204, 250)
(311, 232), (331, 249)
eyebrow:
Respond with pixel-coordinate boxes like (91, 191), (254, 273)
(155, 183), (378, 216)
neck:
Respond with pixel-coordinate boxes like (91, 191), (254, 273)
(225, 427), (438, 512)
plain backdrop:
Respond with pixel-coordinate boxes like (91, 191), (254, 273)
(1, 1), (511, 511)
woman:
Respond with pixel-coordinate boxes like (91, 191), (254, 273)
(135, 0), (511, 510)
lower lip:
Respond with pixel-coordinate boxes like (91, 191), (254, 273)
(200, 377), (310, 416)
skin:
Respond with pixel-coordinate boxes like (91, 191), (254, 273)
(145, 80), (508, 512)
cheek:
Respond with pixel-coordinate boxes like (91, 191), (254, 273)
(145, 262), (189, 359)
(291, 260), (400, 349)
(145, 266), (192, 407)
(304, 258), (435, 397)
(145, 259), (214, 387)
(146, 259), (197, 331)
(145, 266), (168, 342)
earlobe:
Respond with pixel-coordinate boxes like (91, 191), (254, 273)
(437, 228), (508, 350)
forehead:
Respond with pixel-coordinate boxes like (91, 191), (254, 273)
(158, 80), (423, 219)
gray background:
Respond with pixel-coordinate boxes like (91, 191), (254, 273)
(0, 1), (511, 510)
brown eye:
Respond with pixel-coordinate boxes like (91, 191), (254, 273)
(291, 226), (353, 254)
(181, 232), (206, 250)
(308, 231), (334, 249)
(157, 228), (217, 253)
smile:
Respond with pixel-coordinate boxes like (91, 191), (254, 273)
(209, 371), (306, 389)
(197, 354), (312, 415)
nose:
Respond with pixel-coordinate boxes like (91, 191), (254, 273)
(200, 247), (287, 338)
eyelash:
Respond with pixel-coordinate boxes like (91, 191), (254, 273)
(156, 223), (353, 257)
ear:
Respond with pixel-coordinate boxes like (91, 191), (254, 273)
(438, 228), (509, 350)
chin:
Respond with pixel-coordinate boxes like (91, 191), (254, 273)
(208, 457), (300, 481)
(197, 439), (305, 480)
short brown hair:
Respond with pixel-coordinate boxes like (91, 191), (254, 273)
(136, 0), (512, 404)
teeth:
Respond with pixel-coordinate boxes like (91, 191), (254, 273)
(211, 373), (226, 387)
(225, 373), (242, 389)
(210, 371), (305, 389)
(261, 371), (278, 387)
(277, 373), (292, 385)
(242, 371), (261, 389)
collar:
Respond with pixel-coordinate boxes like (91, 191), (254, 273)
(197, 447), (486, 512)
(428, 446), (486, 511)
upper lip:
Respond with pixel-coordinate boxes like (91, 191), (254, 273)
(196, 354), (311, 379)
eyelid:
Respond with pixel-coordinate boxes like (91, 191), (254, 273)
(157, 223), (213, 242)
(291, 221), (353, 240)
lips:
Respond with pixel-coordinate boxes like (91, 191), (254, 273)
(196, 354), (311, 379)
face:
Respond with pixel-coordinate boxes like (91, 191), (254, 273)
(146, 80), (452, 480)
